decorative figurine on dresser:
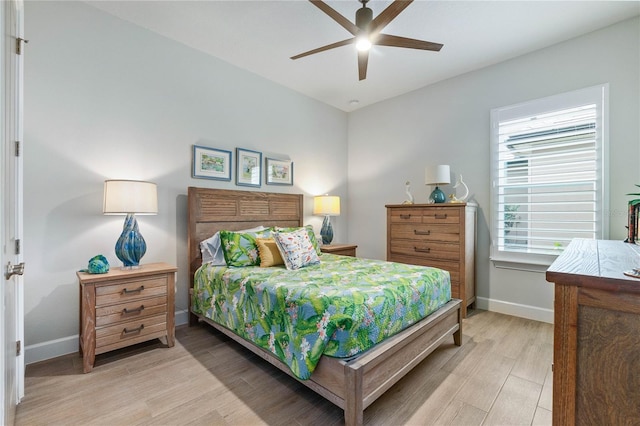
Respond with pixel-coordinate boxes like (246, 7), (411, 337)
(386, 202), (477, 317)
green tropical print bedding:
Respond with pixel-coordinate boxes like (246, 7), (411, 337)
(192, 254), (451, 380)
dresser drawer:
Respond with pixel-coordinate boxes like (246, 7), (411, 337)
(390, 223), (460, 243)
(421, 207), (460, 224)
(95, 275), (168, 306)
(95, 313), (167, 351)
(389, 240), (460, 262)
(95, 295), (168, 327)
(389, 208), (424, 223)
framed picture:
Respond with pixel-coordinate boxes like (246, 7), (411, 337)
(236, 148), (262, 187)
(265, 157), (294, 186)
(192, 145), (232, 181)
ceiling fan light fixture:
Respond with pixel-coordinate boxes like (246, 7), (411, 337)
(355, 35), (372, 51)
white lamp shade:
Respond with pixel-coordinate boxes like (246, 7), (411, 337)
(313, 195), (341, 216)
(425, 165), (451, 185)
(103, 180), (158, 215)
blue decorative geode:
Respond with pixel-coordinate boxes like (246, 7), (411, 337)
(115, 214), (147, 268)
(86, 255), (109, 274)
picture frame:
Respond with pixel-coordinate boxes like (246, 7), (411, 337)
(192, 145), (232, 181)
(265, 157), (294, 186)
(236, 148), (262, 187)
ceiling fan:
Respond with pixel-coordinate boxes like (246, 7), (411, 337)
(291, 0), (443, 81)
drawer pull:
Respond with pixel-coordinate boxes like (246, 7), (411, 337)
(435, 214), (448, 220)
(399, 214), (412, 219)
(122, 324), (144, 335)
(122, 285), (144, 295)
(414, 247), (431, 253)
(123, 305), (145, 315)
(414, 230), (431, 236)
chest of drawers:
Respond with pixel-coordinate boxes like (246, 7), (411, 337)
(386, 203), (476, 317)
(77, 262), (177, 373)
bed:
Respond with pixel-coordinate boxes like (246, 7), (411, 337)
(188, 187), (462, 425)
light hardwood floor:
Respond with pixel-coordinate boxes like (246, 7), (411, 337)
(16, 310), (553, 425)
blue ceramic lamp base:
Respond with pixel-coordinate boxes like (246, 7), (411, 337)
(115, 213), (147, 269)
(320, 215), (334, 245)
(429, 186), (446, 204)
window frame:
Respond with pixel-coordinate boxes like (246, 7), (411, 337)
(490, 84), (609, 270)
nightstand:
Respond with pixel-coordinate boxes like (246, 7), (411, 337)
(320, 243), (358, 257)
(77, 262), (177, 373)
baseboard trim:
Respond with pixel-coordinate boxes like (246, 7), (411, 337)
(25, 309), (191, 365)
(475, 297), (553, 324)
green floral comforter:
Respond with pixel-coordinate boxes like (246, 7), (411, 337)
(192, 254), (451, 379)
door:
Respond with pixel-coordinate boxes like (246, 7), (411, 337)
(2, 0), (25, 424)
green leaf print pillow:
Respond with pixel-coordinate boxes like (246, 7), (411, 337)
(220, 228), (272, 267)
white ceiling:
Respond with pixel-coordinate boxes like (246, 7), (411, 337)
(87, 0), (639, 112)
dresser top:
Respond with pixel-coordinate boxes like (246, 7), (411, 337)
(546, 239), (640, 292)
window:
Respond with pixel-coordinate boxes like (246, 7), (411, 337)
(490, 85), (608, 267)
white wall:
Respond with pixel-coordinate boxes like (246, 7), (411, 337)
(348, 17), (640, 323)
(23, 1), (348, 363)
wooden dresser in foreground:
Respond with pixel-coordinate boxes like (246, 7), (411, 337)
(386, 203), (476, 317)
(77, 262), (177, 373)
(546, 239), (640, 425)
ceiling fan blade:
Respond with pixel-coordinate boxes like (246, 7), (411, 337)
(374, 34), (443, 51)
(291, 38), (355, 60)
(369, 0), (414, 36)
(309, 0), (359, 35)
(358, 50), (369, 81)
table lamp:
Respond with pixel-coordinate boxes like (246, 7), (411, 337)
(425, 165), (450, 203)
(103, 180), (158, 269)
(313, 195), (340, 245)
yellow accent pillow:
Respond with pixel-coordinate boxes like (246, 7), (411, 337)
(256, 238), (284, 267)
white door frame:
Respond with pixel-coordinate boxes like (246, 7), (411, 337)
(2, 0), (25, 423)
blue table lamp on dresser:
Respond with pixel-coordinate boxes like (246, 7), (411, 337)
(103, 180), (158, 269)
(313, 195), (340, 245)
(425, 165), (450, 203)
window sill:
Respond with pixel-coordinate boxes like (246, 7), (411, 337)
(490, 253), (559, 273)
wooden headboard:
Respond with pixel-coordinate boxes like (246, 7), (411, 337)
(187, 187), (303, 321)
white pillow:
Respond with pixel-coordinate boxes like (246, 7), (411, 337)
(200, 226), (266, 265)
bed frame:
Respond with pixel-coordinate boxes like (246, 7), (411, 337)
(188, 187), (462, 425)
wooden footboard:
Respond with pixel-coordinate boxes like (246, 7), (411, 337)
(193, 298), (461, 426)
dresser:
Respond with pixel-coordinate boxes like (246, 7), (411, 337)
(386, 203), (476, 317)
(77, 262), (177, 373)
(546, 239), (640, 425)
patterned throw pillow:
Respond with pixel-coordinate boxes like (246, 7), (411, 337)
(220, 228), (272, 267)
(276, 225), (321, 255)
(273, 228), (321, 270)
(256, 238), (284, 268)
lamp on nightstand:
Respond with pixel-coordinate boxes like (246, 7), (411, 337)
(425, 165), (451, 203)
(103, 180), (158, 269)
(313, 195), (340, 245)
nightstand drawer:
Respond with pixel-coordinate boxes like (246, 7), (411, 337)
(95, 295), (168, 327)
(389, 240), (460, 262)
(96, 313), (167, 350)
(95, 275), (168, 306)
(390, 223), (460, 242)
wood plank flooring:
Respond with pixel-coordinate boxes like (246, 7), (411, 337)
(15, 310), (553, 425)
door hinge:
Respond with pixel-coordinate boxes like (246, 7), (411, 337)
(16, 37), (29, 55)
(16, 340), (21, 356)
(15, 141), (20, 157)
(15, 239), (21, 255)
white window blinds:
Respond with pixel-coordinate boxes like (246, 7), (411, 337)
(491, 85), (608, 261)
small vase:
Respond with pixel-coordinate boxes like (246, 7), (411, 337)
(115, 214), (147, 268)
